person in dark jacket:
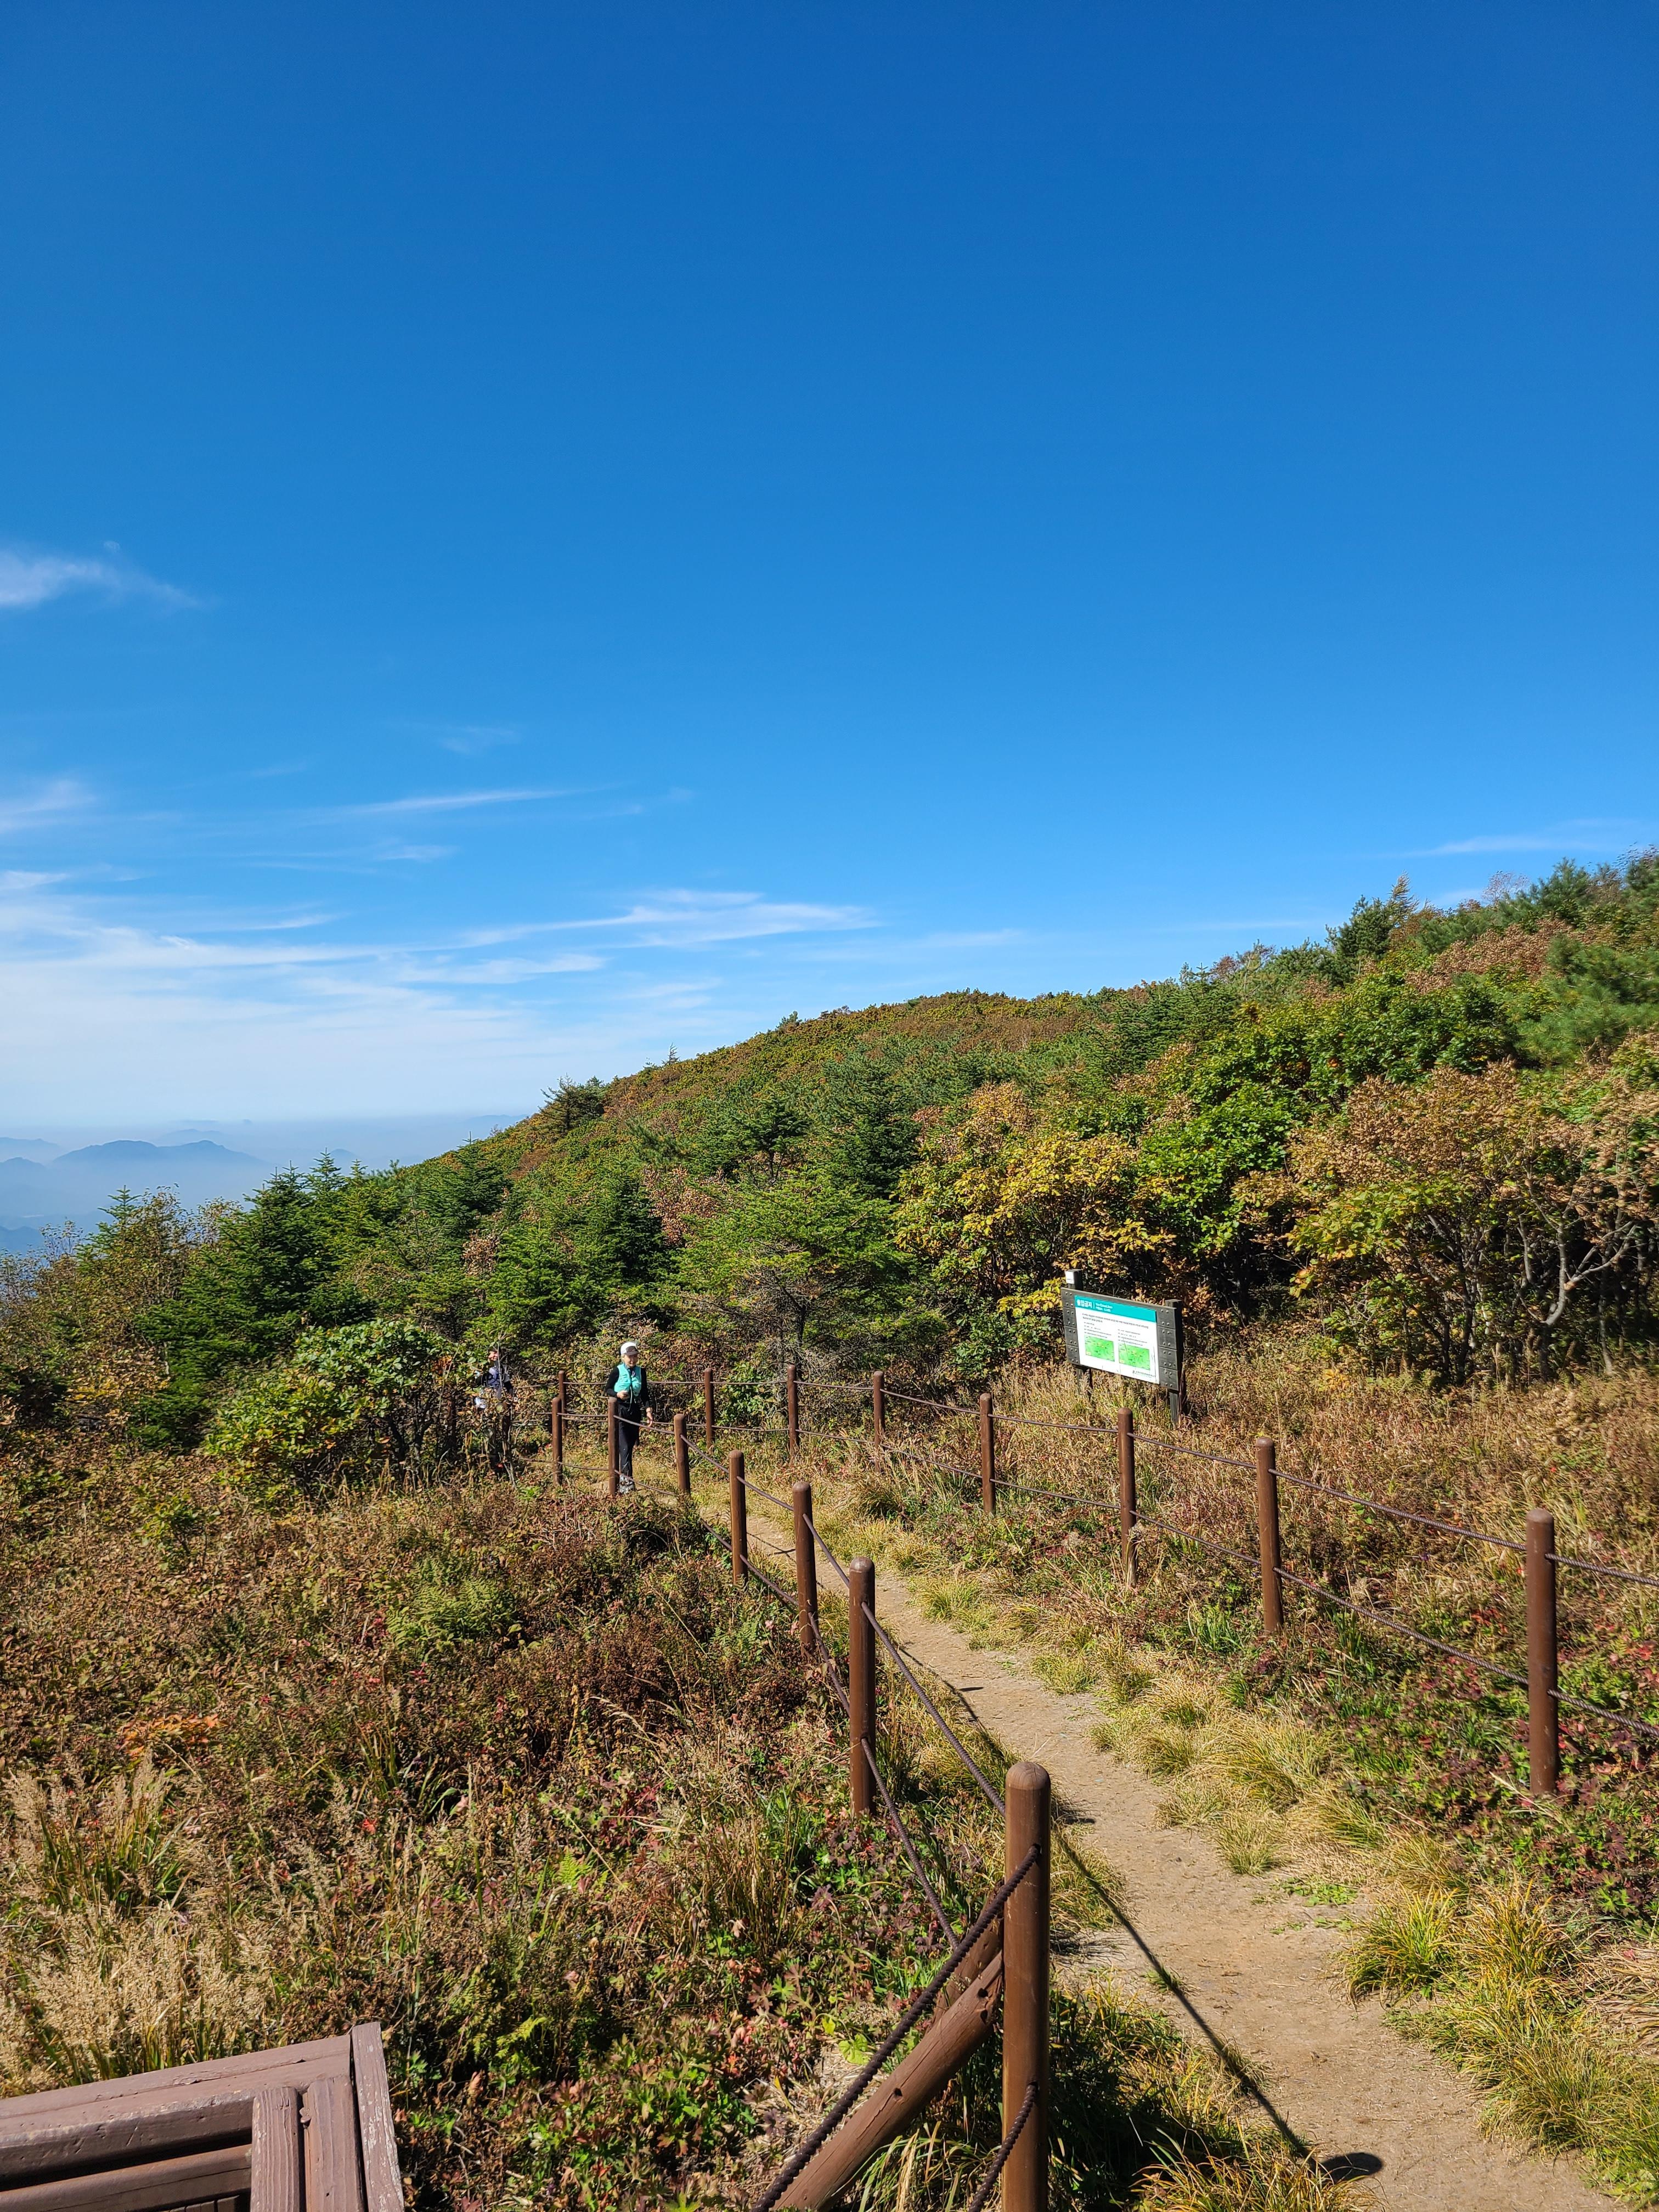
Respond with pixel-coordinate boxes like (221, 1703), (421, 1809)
(607, 1340), (652, 1492)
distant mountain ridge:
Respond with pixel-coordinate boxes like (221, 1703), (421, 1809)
(49, 1140), (263, 1170)
(0, 1139), (269, 1253)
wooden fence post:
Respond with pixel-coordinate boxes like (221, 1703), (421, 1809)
(787, 1362), (800, 1461)
(730, 1451), (748, 1587)
(703, 1366), (716, 1448)
(872, 1369), (885, 1449)
(793, 1480), (818, 1655)
(1003, 1761), (1050, 2212)
(674, 1410), (691, 1502)
(979, 1393), (997, 1514)
(1526, 1506), (1560, 1797)
(1255, 1438), (1282, 1637)
(607, 1399), (619, 1500)
(1116, 1408), (1137, 1584)
(557, 1370), (568, 1417)
(849, 1556), (876, 1818)
(552, 1393), (564, 1482)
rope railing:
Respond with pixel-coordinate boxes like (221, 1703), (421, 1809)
(862, 1601), (1006, 1818)
(567, 1353), (1659, 1864)
(882, 1442), (984, 1485)
(739, 1474), (795, 1512)
(749, 1847), (1041, 2212)
(861, 1737), (956, 1944)
(1277, 1467), (1526, 1554)
(807, 1612), (852, 1713)
(800, 1507), (851, 1590)
(836, 1393), (1659, 1791)
(678, 1434), (1007, 1976)
(1135, 1514), (1265, 1578)
(1271, 1562), (1532, 1687)
(1551, 1551), (1659, 1594)
(746, 1559), (797, 1609)
(548, 1367), (1613, 1568)
(878, 1386), (980, 1414)
(961, 2082), (1039, 2212)
(1001, 1476), (1659, 1740)
(997, 1474), (1117, 1512)
(565, 1372), (1659, 1622)
(565, 1374), (1064, 2209)
(1129, 1432), (1265, 1467)
(730, 1458), (1011, 1842)
(1551, 1686), (1659, 1744)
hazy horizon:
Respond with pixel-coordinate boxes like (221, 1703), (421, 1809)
(0, 1111), (522, 1175)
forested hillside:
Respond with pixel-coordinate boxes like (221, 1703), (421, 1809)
(6, 857), (1659, 1475)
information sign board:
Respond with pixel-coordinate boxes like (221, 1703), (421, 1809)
(1059, 1280), (1183, 1414)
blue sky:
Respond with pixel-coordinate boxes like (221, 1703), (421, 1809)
(2, 0), (1656, 1132)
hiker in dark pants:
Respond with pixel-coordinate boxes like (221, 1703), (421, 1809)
(476, 1344), (516, 1472)
(607, 1340), (652, 1493)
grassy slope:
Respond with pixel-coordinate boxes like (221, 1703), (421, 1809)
(762, 1354), (1659, 2202)
(0, 1452), (1357, 2212)
(485, 989), (1105, 1180)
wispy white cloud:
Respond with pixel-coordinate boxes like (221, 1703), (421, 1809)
(0, 874), (878, 1118)
(0, 779), (96, 835)
(437, 725), (522, 757)
(383, 719), (524, 757)
(0, 545), (198, 614)
(490, 889), (874, 948)
(1421, 819), (1647, 857)
(340, 787), (578, 819)
(917, 928), (1025, 950)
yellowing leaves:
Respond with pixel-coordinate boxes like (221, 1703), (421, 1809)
(895, 1082), (1167, 1315)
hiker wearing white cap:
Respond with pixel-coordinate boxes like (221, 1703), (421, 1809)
(606, 1340), (652, 1492)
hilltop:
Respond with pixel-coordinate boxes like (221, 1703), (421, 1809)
(344, 853), (1659, 1397)
(7, 854), (1659, 1457)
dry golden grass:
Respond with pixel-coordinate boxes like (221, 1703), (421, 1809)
(742, 1347), (1659, 2203)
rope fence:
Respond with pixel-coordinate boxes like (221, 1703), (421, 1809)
(546, 1356), (1659, 1800)
(749, 1847), (1043, 2212)
(543, 1380), (1053, 2210)
(863, 1601), (1007, 1818)
(962, 2084), (1040, 2212)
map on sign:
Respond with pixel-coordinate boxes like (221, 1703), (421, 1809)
(1070, 1294), (1163, 1383)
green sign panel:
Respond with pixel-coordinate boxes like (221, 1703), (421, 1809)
(1059, 1283), (1183, 1404)
(1069, 1295), (1161, 1381)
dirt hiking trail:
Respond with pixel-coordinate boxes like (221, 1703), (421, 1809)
(730, 1491), (1615, 2212)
